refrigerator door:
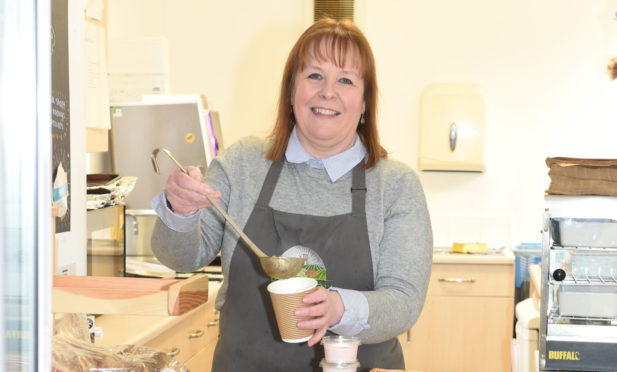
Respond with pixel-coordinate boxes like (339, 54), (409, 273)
(110, 99), (211, 209)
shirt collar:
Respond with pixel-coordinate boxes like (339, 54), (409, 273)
(285, 126), (367, 182)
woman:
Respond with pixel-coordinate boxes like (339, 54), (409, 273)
(151, 18), (432, 372)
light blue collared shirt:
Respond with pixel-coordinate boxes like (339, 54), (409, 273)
(285, 126), (367, 182)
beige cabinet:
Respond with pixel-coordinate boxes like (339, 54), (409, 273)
(95, 281), (220, 370)
(179, 291), (220, 371)
(400, 251), (514, 372)
(140, 302), (211, 365)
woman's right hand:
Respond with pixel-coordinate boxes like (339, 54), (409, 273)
(164, 166), (222, 216)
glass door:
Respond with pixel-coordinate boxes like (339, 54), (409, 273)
(0, 1), (52, 371)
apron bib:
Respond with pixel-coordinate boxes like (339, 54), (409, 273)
(212, 160), (404, 372)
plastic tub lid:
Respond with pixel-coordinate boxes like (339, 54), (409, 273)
(319, 359), (360, 368)
(321, 335), (361, 346)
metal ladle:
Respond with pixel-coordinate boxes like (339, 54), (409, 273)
(150, 148), (305, 279)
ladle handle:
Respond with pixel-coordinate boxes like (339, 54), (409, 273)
(153, 148), (268, 259)
(201, 192), (267, 258)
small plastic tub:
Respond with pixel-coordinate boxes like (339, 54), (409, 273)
(321, 335), (361, 363)
(319, 359), (360, 372)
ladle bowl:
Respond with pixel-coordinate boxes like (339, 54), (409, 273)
(259, 256), (306, 280)
(150, 148), (306, 280)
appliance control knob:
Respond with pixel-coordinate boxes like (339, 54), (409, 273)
(552, 269), (566, 281)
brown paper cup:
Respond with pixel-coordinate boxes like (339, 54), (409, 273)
(267, 277), (318, 343)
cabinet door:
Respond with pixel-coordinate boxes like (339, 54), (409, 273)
(143, 308), (208, 363)
(185, 291), (219, 371)
(185, 340), (217, 372)
(404, 295), (513, 372)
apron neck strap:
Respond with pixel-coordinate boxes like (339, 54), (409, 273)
(256, 160), (284, 206)
(351, 161), (367, 217)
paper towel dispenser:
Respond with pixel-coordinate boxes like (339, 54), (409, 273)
(419, 83), (486, 172)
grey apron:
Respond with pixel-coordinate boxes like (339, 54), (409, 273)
(212, 160), (404, 372)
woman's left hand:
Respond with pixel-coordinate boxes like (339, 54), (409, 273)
(295, 286), (345, 347)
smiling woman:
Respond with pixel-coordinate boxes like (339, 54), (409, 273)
(150, 17), (432, 372)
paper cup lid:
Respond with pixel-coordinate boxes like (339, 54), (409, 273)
(319, 359), (360, 368)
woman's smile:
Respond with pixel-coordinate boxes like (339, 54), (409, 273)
(311, 107), (340, 117)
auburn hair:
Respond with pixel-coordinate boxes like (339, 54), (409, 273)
(266, 17), (387, 168)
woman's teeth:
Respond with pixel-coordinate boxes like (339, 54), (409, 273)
(312, 107), (339, 116)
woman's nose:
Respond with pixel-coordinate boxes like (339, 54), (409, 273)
(319, 80), (336, 99)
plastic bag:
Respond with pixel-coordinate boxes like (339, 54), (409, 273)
(52, 313), (188, 372)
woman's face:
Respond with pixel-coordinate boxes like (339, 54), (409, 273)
(291, 47), (365, 159)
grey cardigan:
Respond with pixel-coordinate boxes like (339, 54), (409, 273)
(151, 137), (433, 344)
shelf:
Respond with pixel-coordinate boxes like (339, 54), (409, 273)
(550, 245), (617, 252)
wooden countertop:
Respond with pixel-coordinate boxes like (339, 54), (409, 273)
(92, 250), (514, 346)
(94, 280), (221, 347)
(53, 273), (210, 316)
(432, 247), (515, 264)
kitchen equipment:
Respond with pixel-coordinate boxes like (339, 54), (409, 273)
(539, 195), (617, 371)
(110, 97), (213, 210)
(123, 207), (224, 280)
(110, 96), (226, 280)
(125, 209), (158, 257)
(150, 148), (305, 280)
(124, 209), (178, 278)
(550, 217), (617, 248)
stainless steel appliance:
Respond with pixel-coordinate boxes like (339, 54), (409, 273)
(110, 97), (213, 209)
(124, 205), (223, 281)
(110, 96), (224, 280)
(539, 195), (617, 371)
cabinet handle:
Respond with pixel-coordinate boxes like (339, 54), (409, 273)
(207, 310), (220, 327)
(167, 347), (180, 358)
(406, 328), (411, 344)
(438, 277), (476, 283)
(449, 122), (457, 151)
(188, 329), (204, 339)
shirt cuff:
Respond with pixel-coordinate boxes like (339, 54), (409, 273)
(151, 191), (200, 232)
(327, 287), (370, 336)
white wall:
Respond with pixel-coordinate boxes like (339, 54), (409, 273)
(107, 0), (617, 249)
(365, 1), (617, 246)
(107, 0), (308, 143)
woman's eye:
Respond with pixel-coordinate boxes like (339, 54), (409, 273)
(339, 77), (353, 85)
(308, 73), (322, 80)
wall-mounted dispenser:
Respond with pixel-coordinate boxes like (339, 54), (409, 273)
(419, 83), (486, 172)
